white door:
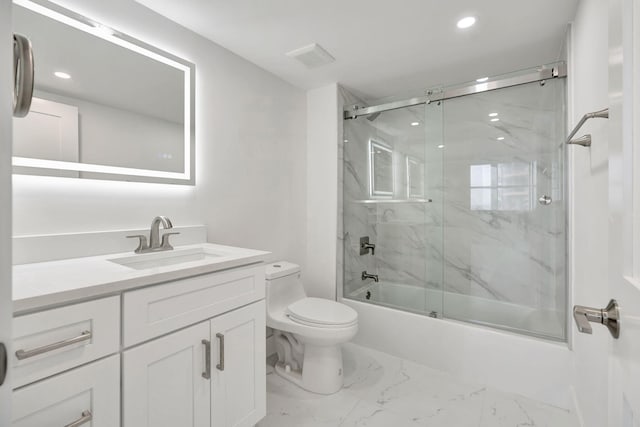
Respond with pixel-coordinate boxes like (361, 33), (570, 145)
(608, 0), (640, 425)
(211, 301), (266, 427)
(122, 321), (211, 427)
(12, 355), (119, 426)
(0, 1), (14, 424)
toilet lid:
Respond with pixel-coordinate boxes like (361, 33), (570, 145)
(286, 298), (358, 326)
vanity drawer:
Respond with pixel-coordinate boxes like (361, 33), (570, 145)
(12, 296), (120, 388)
(12, 354), (120, 427)
(123, 264), (265, 346)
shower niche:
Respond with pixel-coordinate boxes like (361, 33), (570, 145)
(342, 65), (567, 341)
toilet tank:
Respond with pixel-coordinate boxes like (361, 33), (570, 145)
(265, 262), (307, 311)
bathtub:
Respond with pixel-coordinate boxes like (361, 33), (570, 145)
(341, 282), (574, 410)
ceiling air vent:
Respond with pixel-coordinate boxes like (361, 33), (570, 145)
(286, 43), (335, 69)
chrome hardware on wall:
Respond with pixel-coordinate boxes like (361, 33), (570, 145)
(566, 108), (609, 147)
(360, 236), (376, 255)
(361, 271), (379, 282)
(13, 33), (34, 118)
(573, 299), (620, 338)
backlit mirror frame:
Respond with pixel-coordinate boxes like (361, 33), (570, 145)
(13, 0), (196, 185)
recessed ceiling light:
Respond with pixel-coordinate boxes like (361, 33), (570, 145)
(437, 144), (445, 149)
(344, 139), (349, 143)
(54, 71), (71, 79)
(497, 137), (505, 140)
(411, 122), (420, 126)
(476, 77), (489, 82)
(491, 118), (500, 122)
(489, 112), (498, 117)
(457, 16), (476, 29)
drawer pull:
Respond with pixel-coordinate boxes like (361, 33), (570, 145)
(216, 333), (225, 371)
(64, 410), (92, 427)
(202, 339), (211, 379)
(15, 330), (92, 360)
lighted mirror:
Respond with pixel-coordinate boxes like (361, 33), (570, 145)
(12, 0), (195, 185)
(369, 139), (393, 197)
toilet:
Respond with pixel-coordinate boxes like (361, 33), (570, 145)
(265, 262), (358, 395)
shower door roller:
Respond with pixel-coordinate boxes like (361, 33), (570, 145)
(538, 195), (552, 205)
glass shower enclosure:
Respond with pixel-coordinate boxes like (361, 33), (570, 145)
(342, 65), (567, 341)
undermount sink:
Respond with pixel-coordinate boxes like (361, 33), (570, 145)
(109, 246), (224, 270)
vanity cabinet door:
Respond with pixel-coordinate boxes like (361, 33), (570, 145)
(211, 300), (266, 427)
(12, 355), (119, 427)
(123, 321), (211, 427)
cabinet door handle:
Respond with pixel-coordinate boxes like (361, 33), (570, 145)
(216, 333), (225, 371)
(64, 410), (92, 427)
(202, 339), (211, 379)
(15, 330), (92, 360)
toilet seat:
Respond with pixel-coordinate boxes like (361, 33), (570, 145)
(286, 297), (358, 328)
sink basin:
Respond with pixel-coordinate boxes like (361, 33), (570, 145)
(109, 247), (224, 270)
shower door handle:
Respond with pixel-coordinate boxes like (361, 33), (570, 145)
(573, 299), (620, 338)
(13, 33), (34, 118)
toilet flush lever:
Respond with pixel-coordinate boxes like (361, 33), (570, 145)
(573, 299), (620, 338)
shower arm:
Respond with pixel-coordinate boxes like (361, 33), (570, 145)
(566, 108), (609, 146)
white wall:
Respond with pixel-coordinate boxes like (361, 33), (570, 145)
(1, 0), (14, 419)
(12, 0), (307, 266)
(305, 84), (339, 298)
(567, 1), (610, 425)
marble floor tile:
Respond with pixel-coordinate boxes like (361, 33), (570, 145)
(479, 389), (579, 427)
(339, 400), (425, 427)
(259, 344), (579, 427)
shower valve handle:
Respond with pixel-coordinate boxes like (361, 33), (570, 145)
(360, 236), (375, 255)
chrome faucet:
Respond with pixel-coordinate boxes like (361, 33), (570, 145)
(127, 216), (180, 254)
(361, 271), (379, 282)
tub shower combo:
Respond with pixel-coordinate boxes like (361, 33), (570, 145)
(342, 64), (568, 341)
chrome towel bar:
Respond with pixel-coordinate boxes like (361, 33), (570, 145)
(566, 108), (609, 147)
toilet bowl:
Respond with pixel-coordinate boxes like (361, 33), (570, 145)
(265, 262), (358, 395)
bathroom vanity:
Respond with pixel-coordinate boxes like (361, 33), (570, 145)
(10, 243), (269, 427)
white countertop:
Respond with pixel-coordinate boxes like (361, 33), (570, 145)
(13, 243), (270, 315)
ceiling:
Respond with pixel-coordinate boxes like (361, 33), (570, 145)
(134, 0), (579, 101)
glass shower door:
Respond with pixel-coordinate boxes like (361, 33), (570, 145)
(440, 78), (566, 340)
(342, 104), (444, 316)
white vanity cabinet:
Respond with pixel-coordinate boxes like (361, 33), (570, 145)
(123, 321), (212, 427)
(12, 355), (120, 427)
(12, 255), (267, 427)
(121, 264), (267, 427)
(123, 300), (266, 427)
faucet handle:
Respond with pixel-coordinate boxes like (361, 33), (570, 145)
(126, 235), (149, 254)
(160, 232), (180, 250)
